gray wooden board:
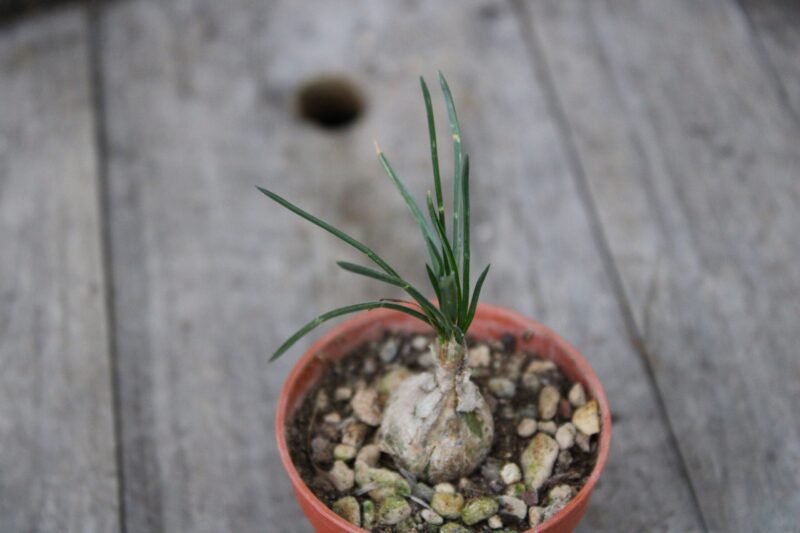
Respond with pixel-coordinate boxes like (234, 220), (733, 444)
(739, 0), (800, 121)
(97, 0), (702, 531)
(0, 7), (120, 533)
(525, 0), (800, 530)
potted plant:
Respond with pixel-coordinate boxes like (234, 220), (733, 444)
(263, 74), (611, 533)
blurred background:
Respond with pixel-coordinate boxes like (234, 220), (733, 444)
(1, 0), (798, 531)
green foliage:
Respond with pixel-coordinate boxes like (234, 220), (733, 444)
(259, 72), (490, 361)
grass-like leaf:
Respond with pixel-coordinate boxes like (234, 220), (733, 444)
(257, 187), (398, 278)
(460, 154), (470, 324)
(465, 264), (491, 329)
(270, 301), (429, 361)
(420, 77), (445, 230)
(439, 72), (464, 264)
(336, 261), (449, 334)
(376, 147), (443, 274)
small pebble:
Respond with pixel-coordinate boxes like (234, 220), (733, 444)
(413, 482), (434, 503)
(528, 506), (544, 527)
(488, 514), (503, 529)
(555, 423), (577, 450)
(521, 372), (541, 392)
(572, 399), (600, 435)
(355, 444), (380, 467)
(488, 377), (516, 398)
(497, 495), (527, 520)
(467, 345), (491, 368)
(525, 359), (556, 374)
(379, 338), (399, 362)
(500, 463), (522, 485)
(568, 382), (587, 407)
(462, 496), (499, 526)
(434, 482), (456, 494)
(311, 437), (333, 464)
(334, 386), (352, 401)
(421, 508), (444, 525)
(538, 421), (557, 435)
(559, 398), (573, 419)
(341, 420), (369, 448)
(417, 351), (435, 368)
(557, 450), (573, 468)
(362, 500), (376, 529)
(411, 335), (429, 351)
(538, 385), (560, 421)
(323, 412), (341, 424)
(315, 390), (329, 410)
(333, 444), (357, 461)
(351, 388), (382, 426)
(521, 490), (538, 507)
(576, 430), (592, 452)
(328, 460), (354, 492)
(548, 484), (574, 504)
(516, 418), (537, 438)
(521, 433), (559, 490)
(332, 496), (361, 526)
(377, 495), (411, 525)
(440, 523), (471, 533)
(431, 492), (464, 519)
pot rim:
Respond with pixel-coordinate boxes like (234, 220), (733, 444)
(275, 302), (612, 532)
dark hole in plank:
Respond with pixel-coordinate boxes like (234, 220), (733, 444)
(296, 75), (365, 130)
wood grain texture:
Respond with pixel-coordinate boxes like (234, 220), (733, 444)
(525, 0), (800, 530)
(0, 7), (120, 533)
(738, 0), (800, 120)
(96, 0), (702, 531)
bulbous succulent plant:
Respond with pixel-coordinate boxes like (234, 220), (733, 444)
(261, 73), (492, 482)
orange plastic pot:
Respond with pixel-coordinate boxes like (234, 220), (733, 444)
(276, 303), (611, 533)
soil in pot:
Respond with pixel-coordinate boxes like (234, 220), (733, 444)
(287, 331), (602, 532)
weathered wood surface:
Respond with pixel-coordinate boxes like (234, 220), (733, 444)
(524, 0), (800, 530)
(95, 0), (702, 531)
(2, 0), (799, 530)
(739, 0), (800, 119)
(0, 7), (120, 533)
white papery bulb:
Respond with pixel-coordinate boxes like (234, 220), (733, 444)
(378, 340), (494, 483)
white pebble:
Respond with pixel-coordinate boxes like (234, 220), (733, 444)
(516, 418), (537, 438)
(334, 386), (352, 401)
(555, 423), (577, 450)
(500, 463), (522, 484)
(412, 335), (429, 351)
(568, 382), (587, 407)
(467, 345), (491, 368)
(434, 482), (456, 494)
(538, 421), (557, 435)
(488, 514), (503, 529)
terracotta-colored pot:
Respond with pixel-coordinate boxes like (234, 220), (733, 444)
(276, 303), (611, 533)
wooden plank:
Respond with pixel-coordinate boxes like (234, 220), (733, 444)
(524, 0), (800, 530)
(97, 0), (701, 530)
(0, 7), (120, 533)
(738, 0), (800, 119)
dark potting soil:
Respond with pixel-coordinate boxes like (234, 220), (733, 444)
(286, 331), (600, 532)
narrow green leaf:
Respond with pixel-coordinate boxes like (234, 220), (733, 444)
(336, 261), (449, 335)
(439, 72), (463, 263)
(460, 154), (470, 325)
(257, 186), (398, 278)
(270, 301), (429, 361)
(375, 148), (442, 273)
(465, 264), (491, 329)
(439, 273), (459, 324)
(420, 77), (445, 230)
(425, 263), (443, 304)
(428, 192), (460, 291)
